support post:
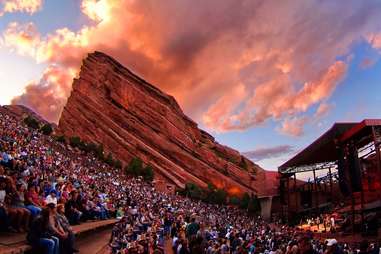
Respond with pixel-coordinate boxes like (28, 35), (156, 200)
(351, 192), (355, 234)
(329, 167), (333, 202)
(371, 126), (381, 194)
(313, 168), (318, 212)
(287, 177), (290, 223)
(294, 173), (298, 213)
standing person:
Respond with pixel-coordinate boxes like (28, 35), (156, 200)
(330, 217), (335, 233)
(186, 217), (199, 240)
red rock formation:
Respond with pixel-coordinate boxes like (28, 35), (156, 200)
(0, 105), (51, 125)
(58, 51), (266, 195)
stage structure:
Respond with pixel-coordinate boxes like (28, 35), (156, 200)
(279, 120), (381, 232)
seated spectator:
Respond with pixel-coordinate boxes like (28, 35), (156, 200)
(0, 174), (15, 232)
(47, 203), (79, 254)
(56, 204), (77, 249)
(6, 180), (31, 232)
(16, 183), (41, 217)
(26, 185), (44, 209)
(27, 208), (60, 254)
(65, 190), (82, 225)
(46, 189), (58, 206)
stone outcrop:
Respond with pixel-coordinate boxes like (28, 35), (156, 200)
(58, 52), (267, 195)
(0, 105), (51, 125)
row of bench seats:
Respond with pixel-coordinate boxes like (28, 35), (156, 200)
(0, 219), (117, 254)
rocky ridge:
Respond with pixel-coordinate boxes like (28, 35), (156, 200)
(58, 52), (267, 196)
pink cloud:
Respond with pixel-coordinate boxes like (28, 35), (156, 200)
(1, 22), (40, 57)
(2, 0), (381, 130)
(11, 65), (74, 122)
(0, 0), (42, 16)
(359, 58), (376, 69)
(314, 102), (333, 119)
(278, 116), (309, 137)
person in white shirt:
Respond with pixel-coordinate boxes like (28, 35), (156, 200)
(45, 189), (58, 206)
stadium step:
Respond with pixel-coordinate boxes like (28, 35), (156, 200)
(0, 219), (117, 254)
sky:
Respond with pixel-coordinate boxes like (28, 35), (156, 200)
(1, 0), (381, 173)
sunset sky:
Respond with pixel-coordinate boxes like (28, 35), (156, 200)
(1, 0), (381, 171)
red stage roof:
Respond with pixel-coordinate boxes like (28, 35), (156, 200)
(279, 119), (381, 171)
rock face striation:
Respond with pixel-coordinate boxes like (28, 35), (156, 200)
(59, 52), (267, 196)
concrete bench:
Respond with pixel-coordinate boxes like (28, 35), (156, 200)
(0, 219), (117, 254)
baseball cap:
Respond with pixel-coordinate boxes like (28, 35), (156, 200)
(327, 239), (338, 246)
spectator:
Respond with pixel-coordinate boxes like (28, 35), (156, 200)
(27, 208), (60, 254)
(45, 189), (58, 206)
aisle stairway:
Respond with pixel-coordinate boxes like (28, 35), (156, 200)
(0, 219), (117, 254)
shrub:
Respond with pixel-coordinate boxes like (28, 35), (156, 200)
(142, 165), (154, 181)
(23, 116), (40, 129)
(230, 196), (241, 206)
(184, 182), (203, 200)
(94, 144), (104, 160)
(240, 192), (250, 209)
(86, 142), (98, 154)
(248, 195), (261, 215)
(69, 136), (82, 148)
(114, 159), (123, 169)
(125, 157), (143, 177)
(213, 189), (227, 205)
(105, 153), (114, 167)
(40, 123), (53, 135)
(54, 135), (66, 144)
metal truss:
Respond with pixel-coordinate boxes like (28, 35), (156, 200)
(316, 171), (338, 184)
(279, 161), (337, 174)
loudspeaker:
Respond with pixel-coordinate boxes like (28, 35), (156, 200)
(347, 144), (362, 192)
(337, 146), (351, 196)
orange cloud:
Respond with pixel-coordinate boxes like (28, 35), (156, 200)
(2, 0), (381, 132)
(11, 65), (74, 123)
(314, 102), (333, 119)
(1, 22), (40, 57)
(278, 116), (309, 137)
(0, 0), (42, 16)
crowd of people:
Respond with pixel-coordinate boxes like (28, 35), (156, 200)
(109, 181), (381, 254)
(1, 109), (380, 254)
(0, 110), (131, 253)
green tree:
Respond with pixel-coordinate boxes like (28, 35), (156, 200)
(40, 123), (53, 135)
(214, 189), (227, 205)
(114, 159), (123, 169)
(105, 153), (114, 166)
(240, 192), (250, 209)
(95, 144), (104, 160)
(142, 165), (154, 181)
(229, 196), (241, 206)
(69, 136), (82, 148)
(184, 182), (202, 200)
(125, 157), (143, 177)
(23, 116), (40, 129)
(86, 142), (98, 154)
(54, 135), (66, 143)
(248, 195), (261, 215)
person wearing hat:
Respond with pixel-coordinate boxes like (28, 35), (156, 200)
(45, 189), (58, 206)
(325, 239), (341, 254)
(48, 203), (79, 254)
